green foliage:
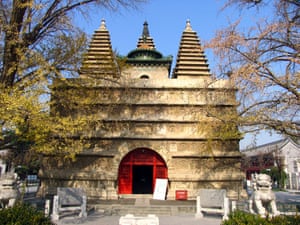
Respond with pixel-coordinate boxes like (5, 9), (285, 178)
(261, 167), (287, 189)
(0, 203), (55, 225)
(222, 210), (300, 225)
(222, 210), (266, 225)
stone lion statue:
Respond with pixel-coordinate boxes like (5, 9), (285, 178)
(0, 173), (20, 208)
(249, 173), (280, 217)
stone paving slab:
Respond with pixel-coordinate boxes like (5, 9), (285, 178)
(54, 212), (222, 225)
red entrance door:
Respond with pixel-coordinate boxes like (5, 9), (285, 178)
(118, 148), (168, 194)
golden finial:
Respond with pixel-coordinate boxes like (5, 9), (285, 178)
(185, 19), (193, 31)
(99, 19), (107, 30)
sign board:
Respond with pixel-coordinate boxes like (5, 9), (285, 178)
(198, 189), (226, 208)
(153, 178), (168, 200)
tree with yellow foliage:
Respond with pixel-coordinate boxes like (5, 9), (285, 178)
(209, 0), (299, 140)
(0, 0), (146, 166)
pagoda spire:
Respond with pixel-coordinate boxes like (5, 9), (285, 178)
(99, 18), (107, 30)
(185, 19), (193, 31)
(142, 21), (150, 38)
(80, 19), (118, 78)
(172, 20), (211, 79)
(137, 21), (155, 49)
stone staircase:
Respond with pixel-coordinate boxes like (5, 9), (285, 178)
(88, 195), (197, 216)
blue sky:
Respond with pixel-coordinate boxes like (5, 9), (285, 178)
(75, 0), (234, 59)
(74, 0), (283, 149)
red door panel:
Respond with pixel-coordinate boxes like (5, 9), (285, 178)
(155, 165), (167, 179)
(118, 165), (131, 194)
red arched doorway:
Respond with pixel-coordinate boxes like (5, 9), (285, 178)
(118, 148), (168, 194)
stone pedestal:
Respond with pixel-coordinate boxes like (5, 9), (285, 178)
(119, 214), (159, 225)
(0, 173), (19, 208)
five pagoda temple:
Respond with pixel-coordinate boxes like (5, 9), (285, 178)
(39, 19), (244, 201)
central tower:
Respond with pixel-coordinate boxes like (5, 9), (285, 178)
(125, 21), (172, 79)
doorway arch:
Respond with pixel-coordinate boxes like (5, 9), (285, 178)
(118, 148), (168, 194)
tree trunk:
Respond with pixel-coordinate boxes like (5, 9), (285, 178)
(0, 0), (30, 87)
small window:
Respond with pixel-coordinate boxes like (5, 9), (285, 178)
(140, 75), (149, 79)
(294, 160), (298, 172)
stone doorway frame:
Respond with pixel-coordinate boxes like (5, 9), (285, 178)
(118, 148), (168, 195)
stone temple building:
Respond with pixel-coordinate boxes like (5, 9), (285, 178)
(39, 20), (245, 201)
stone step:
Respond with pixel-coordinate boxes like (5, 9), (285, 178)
(93, 205), (197, 216)
(88, 199), (197, 216)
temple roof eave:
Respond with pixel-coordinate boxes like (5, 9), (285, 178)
(127, 48), (164, 59)
(126, 57), (173, 63)
(51, 77), (237, 90)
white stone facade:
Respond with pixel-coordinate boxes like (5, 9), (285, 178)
(242, 138), (300, 190)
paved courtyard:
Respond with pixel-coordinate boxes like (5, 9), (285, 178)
(54, 212), (223, 225)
